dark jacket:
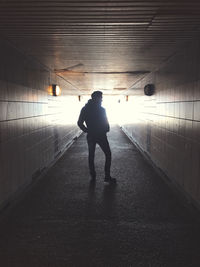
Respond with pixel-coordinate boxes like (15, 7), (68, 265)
(77, 99), (110, 136)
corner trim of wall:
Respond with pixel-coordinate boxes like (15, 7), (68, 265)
(0, 130), (83, 220)
(121, 126), (200, 219)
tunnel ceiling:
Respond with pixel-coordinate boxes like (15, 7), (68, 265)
(1, 0), (200, 95)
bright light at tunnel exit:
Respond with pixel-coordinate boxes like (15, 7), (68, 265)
(79, 94), (137, 125)
(81, 94), (130, 124)
(102, 95), (142, 125)
(58, 94), (138, 126)
(102, 95), (125, 124)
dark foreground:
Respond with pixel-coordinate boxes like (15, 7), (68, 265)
(0, 126), (200, 267)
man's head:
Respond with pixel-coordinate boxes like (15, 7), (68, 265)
(91, 91), (103, 105)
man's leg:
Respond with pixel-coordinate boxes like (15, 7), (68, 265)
(87, 134), (96, 179)
(97, 135), (111, 178)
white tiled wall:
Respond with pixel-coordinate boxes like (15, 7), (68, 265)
(122, 40), (200, 206)
(0, 40), (81, 207)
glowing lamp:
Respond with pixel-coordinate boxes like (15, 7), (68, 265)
(52, 84), (61, 96)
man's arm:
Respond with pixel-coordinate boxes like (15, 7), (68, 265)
(77, 108), (88, 132)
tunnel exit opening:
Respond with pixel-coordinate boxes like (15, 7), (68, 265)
(79, 94), (138, 125)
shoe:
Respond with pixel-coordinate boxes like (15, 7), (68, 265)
(90, 178), (96, 185)
(90, 174), (96, 183)
(104, 177), (117, 184)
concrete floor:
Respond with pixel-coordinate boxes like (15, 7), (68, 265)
(0, 126), (200, 267)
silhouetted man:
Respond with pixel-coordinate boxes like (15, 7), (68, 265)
(77, 91), (116, 184)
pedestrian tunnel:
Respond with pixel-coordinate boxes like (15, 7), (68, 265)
(0, 0), (200, 267)
(1, 75), (199, 211)
(0, 2), (200, 265)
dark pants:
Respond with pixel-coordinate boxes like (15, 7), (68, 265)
(87, 134), (111, 178)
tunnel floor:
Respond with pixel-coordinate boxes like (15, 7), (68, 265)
(0, 125), (200, 267)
